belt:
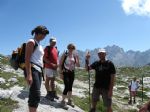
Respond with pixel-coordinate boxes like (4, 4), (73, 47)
(63, 69), (74, 73)
(32, 64), (42, 73)
(31, 62), (45, 81)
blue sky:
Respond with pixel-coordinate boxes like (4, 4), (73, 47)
(0, 0), (150, 55)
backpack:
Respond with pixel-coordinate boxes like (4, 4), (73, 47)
(61, 50), (76, 71)
(10, 39), (38, 70)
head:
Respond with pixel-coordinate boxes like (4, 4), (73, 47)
(67, 43), (76, 53)
(49, 37), (57, 46)
(133, 77), (136, 81)
(98, 48), (106, 60)
(31, 25), (49, 41)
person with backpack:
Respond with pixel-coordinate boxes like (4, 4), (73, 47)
(25, 25), (49, 112)
(85, 48), (116, 112)
(59, 43), (80, 108)
(43, 37), (59, 101)
(128, 77), (140, 104)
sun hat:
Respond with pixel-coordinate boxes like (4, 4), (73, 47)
(50, 37), (57, 42)
(98, 48), (106, 53)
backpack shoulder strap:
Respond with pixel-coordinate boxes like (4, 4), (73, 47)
(61, 50), (68, 70)
(45, 46), (50, 58)
(33, 39), (38, 52)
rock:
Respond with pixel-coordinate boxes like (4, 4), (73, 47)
(0, 89), (13, 99)
(0, 77), (5, 84)
(8, 77), (18, 83)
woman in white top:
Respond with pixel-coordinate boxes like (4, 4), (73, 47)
(59, 43), (80, 108)
(25, 25), (49, 112)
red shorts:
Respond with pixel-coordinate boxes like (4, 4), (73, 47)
(131, 91), (136, 96)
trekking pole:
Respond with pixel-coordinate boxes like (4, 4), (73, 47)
(142, 75), (143, 102)
(85, 51), (91, 110)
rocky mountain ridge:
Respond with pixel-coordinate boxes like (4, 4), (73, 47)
(77, 45), (150, 67)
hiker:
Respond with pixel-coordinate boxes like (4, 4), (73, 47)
(25, 25), (49, 112)
(43, 37), (59, 101)
(59, 43), (80, 107)
(85, 48), (116, 112)
(128, 77), (140, 104)
(139, 100), (150, 112)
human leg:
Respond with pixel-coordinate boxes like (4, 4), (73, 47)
(28, 68), (41, 112)
(61, 72), (69, 106)
(44, 68), (51, 93)
(133, 91), (136, 103)
(67, 72), (74, 100)
(101, 88), (112, 112)
(45, 76), (50, 93)
(50, 77), (59, 99)
(89, 87), (100, 112)
(128, 91), (132, 104)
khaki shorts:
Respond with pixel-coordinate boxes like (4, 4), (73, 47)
(44, 68), (57, 78)
(92, 87), (112, 107)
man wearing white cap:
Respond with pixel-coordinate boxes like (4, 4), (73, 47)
(43, 37), (59, 101)
(85, 48), (116, 112)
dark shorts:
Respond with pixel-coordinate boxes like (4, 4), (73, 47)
(92, 87), (112, 107)
(28, 67), (42, 108)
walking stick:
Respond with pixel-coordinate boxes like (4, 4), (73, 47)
(142, 75), (143, 102)
(85, 51), (91, 110)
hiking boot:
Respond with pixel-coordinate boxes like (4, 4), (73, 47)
(45, 91), (54, 101)
(60, 100), (68, 110)
(60, 100), (66, 107)
(89, 108), (96, 112)
(67, 99), (75, 107)
(128, 100), (132, 105)
(52, 91), (59, 99)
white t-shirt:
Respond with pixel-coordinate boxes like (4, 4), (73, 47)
(129, 80), (140, 91)
(28, 39), (44, 67)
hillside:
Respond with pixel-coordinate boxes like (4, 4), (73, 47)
(0, 54), (150, 112)
(1, 54), (150, 111)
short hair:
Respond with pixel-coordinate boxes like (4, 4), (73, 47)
(67, 43), (76, 50)
(31, 25), (49, 35)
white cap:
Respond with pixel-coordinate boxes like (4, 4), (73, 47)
(98, 48), (106, 53)
(50, 37), (57, 42)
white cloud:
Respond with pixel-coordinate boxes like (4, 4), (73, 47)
(121, 0), (150, 17)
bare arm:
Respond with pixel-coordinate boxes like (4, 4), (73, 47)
(75, 55), (80, 67)
(108, 74), (115, 97)
(25, 41), (34, 85)
(59, 53), (65, 73)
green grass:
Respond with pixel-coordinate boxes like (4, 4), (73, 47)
(0, 98), (18, 112)
(0, 72), (26, 89)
